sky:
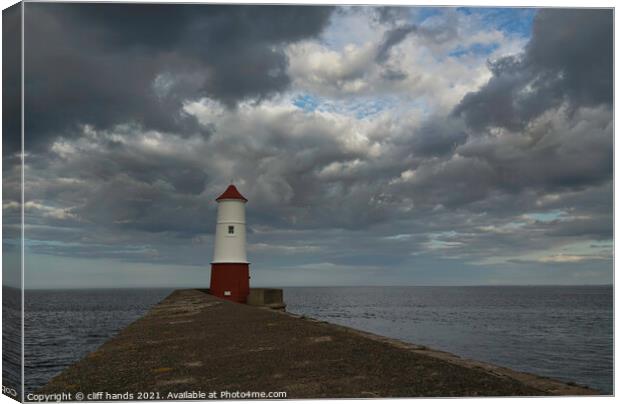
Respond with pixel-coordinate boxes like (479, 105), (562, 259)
(2, 4), (613, 288)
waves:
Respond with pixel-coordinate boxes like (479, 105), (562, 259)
(284, 286), (613, 394)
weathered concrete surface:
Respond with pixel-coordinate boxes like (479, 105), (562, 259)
(39, 289), (598, 398)
(247, 288), (285, 310)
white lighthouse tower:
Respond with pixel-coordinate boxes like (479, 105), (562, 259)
(210, 184), (250, 302)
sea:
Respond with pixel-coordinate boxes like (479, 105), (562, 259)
(2, 285), (613, 395)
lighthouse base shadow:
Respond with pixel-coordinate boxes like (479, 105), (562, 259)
(38, 289), (599, 399)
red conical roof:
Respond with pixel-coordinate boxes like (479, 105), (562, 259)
(216, 184), (248, 202)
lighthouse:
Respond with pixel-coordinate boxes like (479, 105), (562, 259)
(210, 184), (250, 303)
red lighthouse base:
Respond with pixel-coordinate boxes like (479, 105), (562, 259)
(210, 263), (250, 303)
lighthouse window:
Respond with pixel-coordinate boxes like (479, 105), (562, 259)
(228, 225), (235, 235)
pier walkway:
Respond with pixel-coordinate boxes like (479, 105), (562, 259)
(39, 289), (597, 398)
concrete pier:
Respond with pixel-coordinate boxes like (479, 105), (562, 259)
(39, 289), (598, 398)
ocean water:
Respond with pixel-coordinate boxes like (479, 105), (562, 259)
(2, 287), (22, 398)
(11, 286), (613, 395)
(284, 286), (613, 394)
(23, 288), (172, 394)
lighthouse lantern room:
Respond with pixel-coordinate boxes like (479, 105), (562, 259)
(210, 184), (250, 303)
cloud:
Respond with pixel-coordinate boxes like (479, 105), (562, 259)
(375, 24), (417, 63)
(2, 4), (21, 152)
(456, 105), (612, 192)
(453, 9), (612, 131)
(22, 96), (612, 272)
(538, 254), (607, 263)
(287, 7), (523, 113)
(22, 3), (334, 150)
(544, 215), (612, 240)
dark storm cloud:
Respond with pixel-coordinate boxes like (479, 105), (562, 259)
(408, 118), (468, 157)
(375, 24), (417, 63)
(544, 215), (613, 240)
(374, 6), (411, 25)
(2, 1), (22, 263)
(457, 107), (612, 192)
(384, 106), (611, 220)
(23, 3), (334, 150)
(526, 9), (613, 107)
(453, 9), (613, 131)
(73, 176), (211, 236)
(24, 131), (217, 238)
(2, 4), (21, 153)
(381, 68), (408, 81)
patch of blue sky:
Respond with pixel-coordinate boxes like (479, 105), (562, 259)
(293, 94), (320, 112)
(457, 7), (536, 38)
(292, 93), (399, 120)
(498, 221), (527, 230)
(347, 98), (395, 119)
(449, 42), (500, 58)
(525, 210), (566, 222)
(24, 239), (83, 249)
(23, 238), (155, 256)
